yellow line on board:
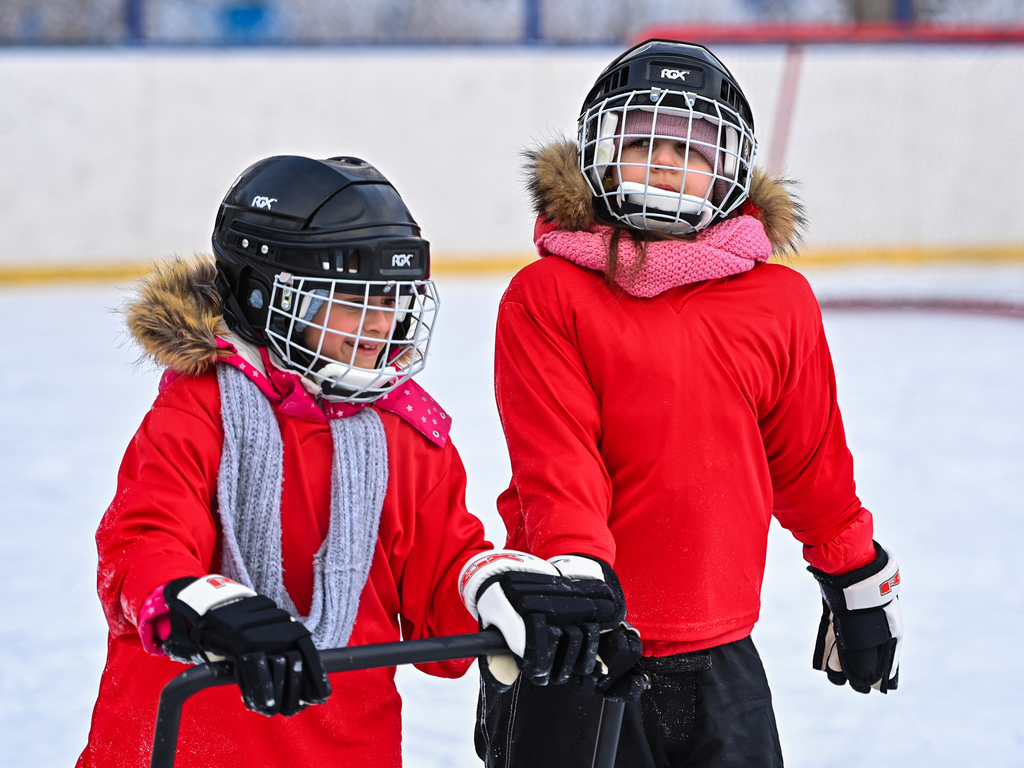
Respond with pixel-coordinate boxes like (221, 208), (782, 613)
(0, 262), (153, 286)
(792, 245), (1024, 266)
(0, 256), (542, 286)
(2, 246), (1023, 286)
(432, 247), (1024, 272)
(431, 255), (537, 275)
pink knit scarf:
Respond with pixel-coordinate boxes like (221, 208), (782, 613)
(536, 215), (771, 298)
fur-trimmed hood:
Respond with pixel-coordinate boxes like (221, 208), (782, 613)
(523, 139), (806, 256)
(123, 255), (231, 376)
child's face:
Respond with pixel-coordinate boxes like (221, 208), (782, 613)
(617, 138), (714, 199)
(302, 292), (397, 369)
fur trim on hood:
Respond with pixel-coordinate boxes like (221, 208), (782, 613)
(523, 138), (806, 257)
(124, 255), (231, 376)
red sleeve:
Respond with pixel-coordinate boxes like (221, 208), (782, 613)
(384, 434), (492, 677)
(493, 287), (615, 564)
(95, 374), (223, 638)
(760, 314), (875, 575)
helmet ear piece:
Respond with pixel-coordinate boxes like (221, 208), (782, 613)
(592, 111), (620, 183)
(215, 259), (273, 341)
(722, 125), (739, 179)
(394, 292), (413, 326)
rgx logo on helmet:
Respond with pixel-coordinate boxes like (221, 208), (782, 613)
(647, 62), (704, 88)
(660, 68), (692, 81)
(391, 253), (415, 267)
(251, 196), (277, 209)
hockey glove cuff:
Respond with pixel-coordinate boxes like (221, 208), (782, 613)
(809, 541), (903, 694)
(163, 575), (331, 717)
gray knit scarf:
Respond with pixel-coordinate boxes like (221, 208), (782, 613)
(214, 363), (388, 649)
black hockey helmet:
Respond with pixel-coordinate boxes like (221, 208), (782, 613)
(578, 39), (758, 234)
(212, 155), (439, 403)
(213, 154), (430, 345)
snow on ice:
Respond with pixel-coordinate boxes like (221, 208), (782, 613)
(1, 265), (1022, 767)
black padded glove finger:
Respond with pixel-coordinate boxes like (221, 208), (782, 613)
(596, 623), (642, 687)
(550, 623), (586, 685)
(576, 622), (603, 677)
(237, 652), (277, 715)
(594, 622), (646, 703)
(520, 612), (562, 683)
(163, 575), (331, 716)
(559, 579), (622, 627)
(277, 649), (312, 717)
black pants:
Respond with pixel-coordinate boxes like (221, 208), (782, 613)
(476, 636), (784, 768)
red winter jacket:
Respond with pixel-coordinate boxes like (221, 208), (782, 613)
(77, 258), (491, 768)
(495, 244), (875, 656)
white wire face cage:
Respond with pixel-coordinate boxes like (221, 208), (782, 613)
(579, 89), (758, 235)
(264, 273), (439, 403)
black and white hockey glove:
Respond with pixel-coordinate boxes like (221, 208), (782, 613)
(163, 575), (331, 717)
(459, 550), (623, 690)
(809, 542), (903, 694)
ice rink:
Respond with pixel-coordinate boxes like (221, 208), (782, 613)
(1, 264), (1023, 767)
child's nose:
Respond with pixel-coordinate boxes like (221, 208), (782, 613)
(364, 307), (393, 335)
(651, 141), (683, 168)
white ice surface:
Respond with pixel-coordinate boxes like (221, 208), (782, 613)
(0, 265), (1022, 767)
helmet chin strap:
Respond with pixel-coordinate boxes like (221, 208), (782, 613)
(617, 181), (714, 233)
(314, 363), (401, 402)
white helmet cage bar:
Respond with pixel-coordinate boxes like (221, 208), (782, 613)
(579, 88), (757, 235)
(265, 273), (439, 403)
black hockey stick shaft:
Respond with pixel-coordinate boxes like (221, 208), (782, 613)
(592, 699), (626, 768)
(150, 629), (508, 768)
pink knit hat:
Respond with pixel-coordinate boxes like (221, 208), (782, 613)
(619, 110), (720, 167)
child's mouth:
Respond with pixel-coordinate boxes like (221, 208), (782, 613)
(346, 340), (382, 354)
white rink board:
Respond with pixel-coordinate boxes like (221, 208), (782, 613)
(2, 44), (1024, 266)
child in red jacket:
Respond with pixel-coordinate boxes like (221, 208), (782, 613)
(77, 155), (622, 768)
(480, 40), (904, 768)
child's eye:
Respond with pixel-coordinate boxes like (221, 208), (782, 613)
(332, 301), (363, 313)
(627, 138), (650, 149)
